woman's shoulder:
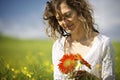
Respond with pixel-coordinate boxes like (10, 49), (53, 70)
(53, 37), (66, 48)
(97, 34), (111, 43)
(97, 33), (112, 48)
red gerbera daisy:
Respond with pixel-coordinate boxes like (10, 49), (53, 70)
(75, 53), (91, 69)
(58, 54), (77, 74)
(58, 53), (91, 74)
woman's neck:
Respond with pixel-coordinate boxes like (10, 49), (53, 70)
(70, 26), (87, 42)
(69, 28), (98, 45)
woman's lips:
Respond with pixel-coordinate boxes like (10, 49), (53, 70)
(67, 25), (73, 30)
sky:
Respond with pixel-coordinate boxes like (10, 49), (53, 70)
(0, 0), (120, 40)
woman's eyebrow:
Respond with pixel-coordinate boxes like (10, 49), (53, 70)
(63, 11), (71, 15)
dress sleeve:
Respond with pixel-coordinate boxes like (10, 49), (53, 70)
(102, 39), (115, 80)
(52, 40), (65, 80)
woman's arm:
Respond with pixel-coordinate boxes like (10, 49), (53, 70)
(102, 39), (115, 80)
(52, 40), (65, 80)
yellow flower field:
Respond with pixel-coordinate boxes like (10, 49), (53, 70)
(0, 35), (120, 80)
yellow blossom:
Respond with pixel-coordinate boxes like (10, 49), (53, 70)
(75, 61), (83, 70)
(11, 68), (15, 72)
(27, 73), (32, 78)
(96, 64), (101, 70)
(23, 67), (27, 70)
(50, 64), (54, 71)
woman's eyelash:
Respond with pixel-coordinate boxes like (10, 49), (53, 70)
(65, 12), (72, 17)
(56, 12), (72, 21)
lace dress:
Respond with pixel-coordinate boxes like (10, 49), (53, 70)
(52, 34), (115, 80)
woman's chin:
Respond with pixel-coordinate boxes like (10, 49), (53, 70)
(66, 30), (71, 34)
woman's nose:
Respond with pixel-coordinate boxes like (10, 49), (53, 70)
(63, 19), (69, 24)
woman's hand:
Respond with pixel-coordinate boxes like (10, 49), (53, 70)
(70, 70), (100, 80)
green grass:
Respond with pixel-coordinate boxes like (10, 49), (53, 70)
(0, 35), (54, 80)
(113, 42), (120, 80)
(0, 35), (120, 80)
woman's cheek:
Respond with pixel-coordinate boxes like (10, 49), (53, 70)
(58, 22), (64, 28)
(58, 22), (62, 26)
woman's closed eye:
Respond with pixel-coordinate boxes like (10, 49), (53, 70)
(56, 12), (73, 21)
(64, 12), (72, 18)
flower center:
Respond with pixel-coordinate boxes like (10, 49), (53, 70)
(64, 59), (71, 68)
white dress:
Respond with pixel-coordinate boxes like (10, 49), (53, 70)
(52, 34), (115, 80)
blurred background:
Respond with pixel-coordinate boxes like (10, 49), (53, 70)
(0, 0), (120, 80)
(0, 0), (120, 40)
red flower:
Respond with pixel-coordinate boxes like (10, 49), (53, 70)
(58, 54), (77, 74)
(58, 53), (91, 74)
(75, 54), (91, 69)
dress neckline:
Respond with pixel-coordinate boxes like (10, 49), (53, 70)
(62, 33), (100, 60)
(84, 34), (100, 60)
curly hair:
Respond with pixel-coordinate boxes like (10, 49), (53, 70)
(43, 0), (98, 39)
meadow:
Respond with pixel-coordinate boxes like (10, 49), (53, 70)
(0, 35), (120, 80)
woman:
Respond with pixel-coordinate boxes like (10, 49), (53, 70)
(43, 0), (115, 80)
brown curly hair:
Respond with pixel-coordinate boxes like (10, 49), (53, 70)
(43, 0), (98, 39)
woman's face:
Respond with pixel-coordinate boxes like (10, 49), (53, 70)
(56, 1), (82, 33)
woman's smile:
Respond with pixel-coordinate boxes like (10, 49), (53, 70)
(55, 2), (80, 33)
(64, 24), (73, 30)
